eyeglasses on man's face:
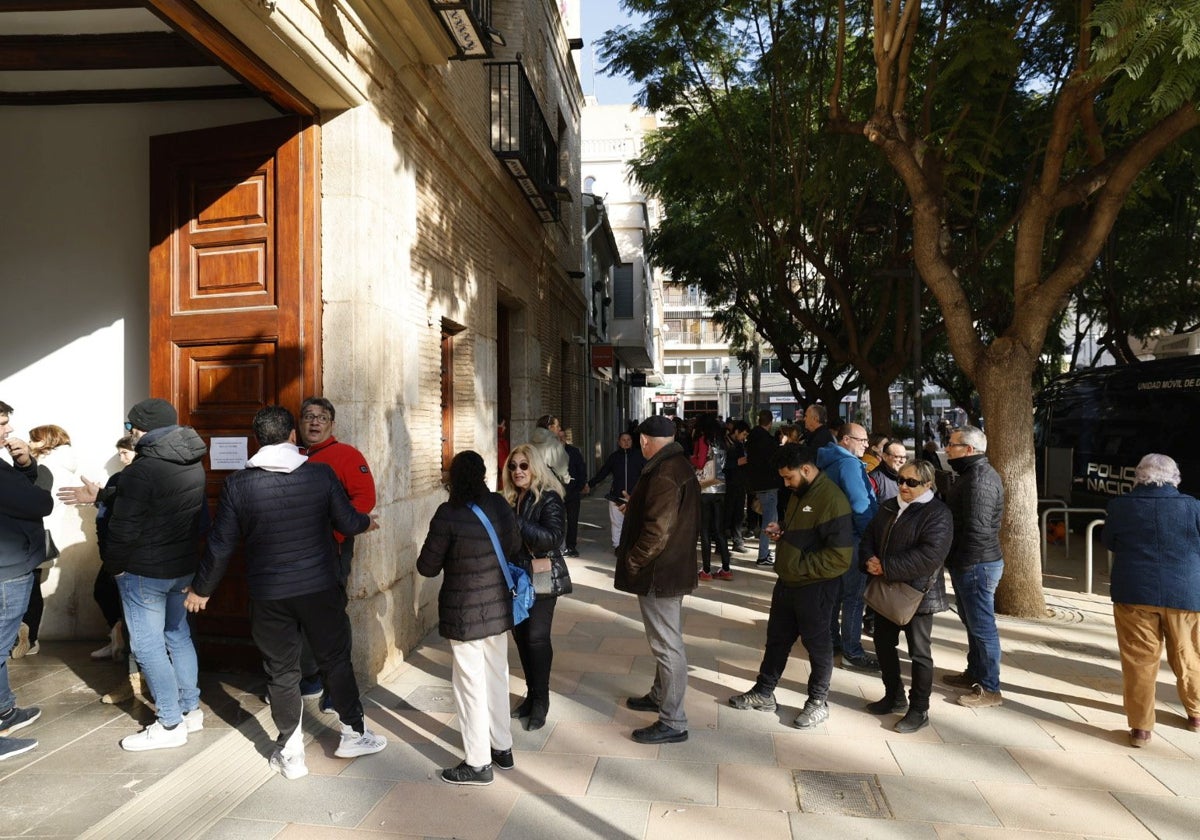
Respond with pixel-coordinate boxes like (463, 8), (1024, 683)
(507, 461), (530, 473)
(846, 436), (868, 444)
(946, 442), (970, 450)
(301, 413), (332, 424)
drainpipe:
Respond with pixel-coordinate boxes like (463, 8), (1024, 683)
(581, 195), (608, 471)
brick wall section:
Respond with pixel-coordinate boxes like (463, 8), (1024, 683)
(285, 0), (586, 680)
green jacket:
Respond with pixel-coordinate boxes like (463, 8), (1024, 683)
(773, 472), (853, 586)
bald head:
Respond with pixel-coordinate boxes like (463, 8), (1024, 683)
(838, 423), (869, 457)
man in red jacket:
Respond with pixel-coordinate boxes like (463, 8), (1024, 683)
(297, 397), (376, 703)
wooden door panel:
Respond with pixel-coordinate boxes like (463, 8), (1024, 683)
(150, 115), (318, 663)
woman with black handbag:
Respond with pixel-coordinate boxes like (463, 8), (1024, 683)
(503, 444), (572, 730)
(859, 460), (953, 733)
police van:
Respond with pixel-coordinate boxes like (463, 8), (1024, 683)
(1034, 356), (1200, 508)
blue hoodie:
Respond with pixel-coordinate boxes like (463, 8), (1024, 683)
(815, 442), (877, 539)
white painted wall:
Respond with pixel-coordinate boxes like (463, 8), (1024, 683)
(0, 97), (277, 641)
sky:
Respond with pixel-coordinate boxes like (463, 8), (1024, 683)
(579, 0), (645, 105)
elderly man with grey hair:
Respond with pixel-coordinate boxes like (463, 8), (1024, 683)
(942, 425), (1005, 708)
(1102, 453), (1200, 748)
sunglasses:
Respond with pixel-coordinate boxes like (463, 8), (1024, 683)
(123, 421), (134, 431)
(898, 477), (928, 488)
(507, 461), (530, 472)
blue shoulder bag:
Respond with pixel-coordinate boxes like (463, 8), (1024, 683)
(469, 502), (534, 625)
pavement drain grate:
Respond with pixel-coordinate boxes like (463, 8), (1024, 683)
(793, 770), (892, 819)
(396, 685), (458, 713)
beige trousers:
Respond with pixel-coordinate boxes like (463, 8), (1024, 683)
(1113, 603), (1200, 730)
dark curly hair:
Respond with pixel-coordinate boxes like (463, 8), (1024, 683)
(447, 450), (489, 507)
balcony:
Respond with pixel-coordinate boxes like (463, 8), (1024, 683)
(489, 61), (562, 223)
(663, 329), (725, 347)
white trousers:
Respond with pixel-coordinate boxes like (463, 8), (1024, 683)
(609, 501), (625, 549)
(450, 633), (513, 768)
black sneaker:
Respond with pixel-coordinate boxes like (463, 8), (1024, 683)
(441, 761), (494, 785)
(0, 707), (40, 737)
(728, 689), (777, 712)
(756, 555), (774, 567)
(793, 699), (829, 730)
(625, 694), (660, 712)
(490, 748), (514, 770)
(865, 695), (908, 715)
(842, 654), (881, 673)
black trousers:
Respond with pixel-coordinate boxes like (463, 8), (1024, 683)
(699, 495), (730, 572)
(874, 611), (935, 712)
(94, 568), (123, 628)
(300, 538), (355, 681)
(722, 484), (747, 543)
(512, 595), (558, 703)
(251, 586), (365, 748)
(22, 569), (44, 642)
(754, 578), (840, 702)
(564, 494), (582, 552)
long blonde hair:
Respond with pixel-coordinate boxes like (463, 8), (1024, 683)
(501, 443), (564, 507)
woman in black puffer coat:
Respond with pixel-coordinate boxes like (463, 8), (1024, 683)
(417, 450), (522, 783)
(503, 443), (572, 730)
(859, 459), (953, 734)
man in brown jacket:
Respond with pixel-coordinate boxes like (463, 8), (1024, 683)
(616, 415), (701, 744)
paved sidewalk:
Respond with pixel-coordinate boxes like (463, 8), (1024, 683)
(4, 496), (1200, 838)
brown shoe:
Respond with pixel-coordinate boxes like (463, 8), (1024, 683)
(957, 684), (1003, 709)
(942, 670), (975, 689)
(1130, 728), (1152, 748)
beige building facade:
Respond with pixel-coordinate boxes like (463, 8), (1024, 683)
(0, 0), (584, 682)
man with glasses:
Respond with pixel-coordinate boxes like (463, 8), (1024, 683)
(870, 440), (908, 502)
(942, 425), (1005, 708)
(295, 397), (376, 705)
(816, 423), (880, 672)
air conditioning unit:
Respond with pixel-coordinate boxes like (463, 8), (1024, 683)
(1153, 332), (1200, 358)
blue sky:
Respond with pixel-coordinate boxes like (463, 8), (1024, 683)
(580, 0), (644, 104)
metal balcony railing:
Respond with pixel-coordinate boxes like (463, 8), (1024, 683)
(489, 60), (561, 223)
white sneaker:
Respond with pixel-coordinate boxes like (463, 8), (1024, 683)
(90, 642), (116, 660)
(120, 721), (188, 752)
(334, 725), (386, 758)
(269, 748), (309, 780)
(183, 708), (204, 732)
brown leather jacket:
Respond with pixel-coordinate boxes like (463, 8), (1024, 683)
(614, 441), (700, 596)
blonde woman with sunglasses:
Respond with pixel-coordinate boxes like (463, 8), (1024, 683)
(502, 444), (572, 730)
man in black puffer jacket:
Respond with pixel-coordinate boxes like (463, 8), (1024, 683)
(187, 406), (384, 781)
(942, 425), (1005, 709)
(64, 398), (209, 753)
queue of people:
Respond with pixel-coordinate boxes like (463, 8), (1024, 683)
(5, 395), (1197, 784)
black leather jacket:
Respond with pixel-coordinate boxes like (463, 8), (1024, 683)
(514, 489), (572, 598)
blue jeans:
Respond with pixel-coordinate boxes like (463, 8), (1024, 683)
(830, 548), (868, 658)
(0, 573), (35, 713)
(949, 560), (1004, 692)
(756, 490), (779, 561)
(116, 572), (200, 727)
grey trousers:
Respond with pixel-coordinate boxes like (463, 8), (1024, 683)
(638, 592), (688, 730)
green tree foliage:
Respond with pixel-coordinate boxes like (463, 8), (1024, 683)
(600, 1), (929, 431)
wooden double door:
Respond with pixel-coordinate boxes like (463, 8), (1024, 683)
(149, 115), (319, 659)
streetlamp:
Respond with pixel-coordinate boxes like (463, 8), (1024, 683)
(714, 364), (730, 417)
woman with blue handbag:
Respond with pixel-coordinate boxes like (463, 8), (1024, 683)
(503, 443), (572, 731)
(418, 450), (522, 786)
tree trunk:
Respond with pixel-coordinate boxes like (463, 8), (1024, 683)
(975, 349), (1047, 618)
(866, 376), (893, 434)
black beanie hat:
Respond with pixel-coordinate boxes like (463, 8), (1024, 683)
(127, 398), (177, 432)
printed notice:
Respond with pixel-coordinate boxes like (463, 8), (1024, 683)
(210, 437), (248, 470)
